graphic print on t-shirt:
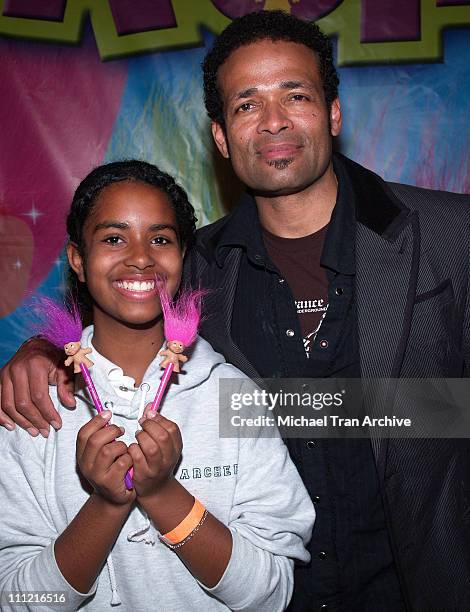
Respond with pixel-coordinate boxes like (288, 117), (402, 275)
(297, 300), (328, 356)
(262, 225), (330, 358)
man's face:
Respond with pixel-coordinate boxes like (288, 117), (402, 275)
(212, 39), (341, 198)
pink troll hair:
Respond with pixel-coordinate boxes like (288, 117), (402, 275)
(31, 296), (83, 348)
(157, 277), (205, 347)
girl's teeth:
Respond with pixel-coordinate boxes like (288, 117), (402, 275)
(117, 281), (154, 292)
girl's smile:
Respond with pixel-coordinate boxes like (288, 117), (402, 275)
(113, 278), (158, 299)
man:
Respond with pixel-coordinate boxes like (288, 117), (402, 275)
(1, 10), (469, 612)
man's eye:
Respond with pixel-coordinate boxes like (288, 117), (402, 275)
(237, 102), (255, 113)
(290, 94), (309, 102)
(103, 235), (123, 244)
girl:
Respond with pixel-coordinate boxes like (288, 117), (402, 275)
(0, 161), (314, 611)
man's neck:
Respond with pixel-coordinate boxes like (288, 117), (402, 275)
(255, 163), (338, 238)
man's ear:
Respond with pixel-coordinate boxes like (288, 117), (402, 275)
(211, 121), (230, 159)
(66, 242), (85, 283)
(330, 97), (342, 137)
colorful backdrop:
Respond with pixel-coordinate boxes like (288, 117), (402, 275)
(1, 0), (469, 365)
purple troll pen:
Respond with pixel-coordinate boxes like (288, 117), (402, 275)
(151, 363), (174, 412)
(79, 363), (104, 413)
(80, 362), (134, 490)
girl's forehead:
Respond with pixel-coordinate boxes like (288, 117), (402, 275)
(97, 180), (170, 206)
(90, 181), (176, 223)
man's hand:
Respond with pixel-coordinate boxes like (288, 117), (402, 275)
(76, 411), (135, 506)
(0, 337), (75, 436)
(128, 412), (183, 500)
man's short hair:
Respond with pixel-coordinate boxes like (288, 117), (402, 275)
(203, 10), (340, 127)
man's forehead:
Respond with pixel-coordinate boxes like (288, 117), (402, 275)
(223, 38), (319, 65)
(218, 39), (320, 86)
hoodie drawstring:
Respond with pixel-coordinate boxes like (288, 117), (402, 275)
(106, 554), (121, 606)
(127, 504), (156, 545)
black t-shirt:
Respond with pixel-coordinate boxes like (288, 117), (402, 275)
(262, 225), (329, 356)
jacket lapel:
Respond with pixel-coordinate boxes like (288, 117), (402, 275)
(356, 214), (419, 380)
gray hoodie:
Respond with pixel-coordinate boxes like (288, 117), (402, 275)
(0, 327), (314, 611)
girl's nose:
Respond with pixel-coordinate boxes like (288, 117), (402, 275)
(124, 243), (155, 270)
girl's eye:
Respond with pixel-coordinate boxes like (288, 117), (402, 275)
(103, 235), (124, 245)
(152, 236), (170, 245)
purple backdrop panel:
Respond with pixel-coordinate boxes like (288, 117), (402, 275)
(109, 0), (177, 36)
(213, 0), (343, 20)
(361, 0), (421, 42)
(211, 1), (263, 19)
(2, 0), (66, 21)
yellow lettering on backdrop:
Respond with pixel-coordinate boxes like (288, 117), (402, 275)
(0, 0), (469, 64)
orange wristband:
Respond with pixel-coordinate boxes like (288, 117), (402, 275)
(160, 498), (206, 546)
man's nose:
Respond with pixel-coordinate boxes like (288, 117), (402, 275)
(257, 102), (293, 135)
(124, 242), (155, 269)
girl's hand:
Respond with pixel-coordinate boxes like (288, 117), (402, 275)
(128, 412), (182, 500)
(76, 410), (135, 506)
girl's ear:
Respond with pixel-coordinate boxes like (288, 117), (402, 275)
(67, 242), (85, 282)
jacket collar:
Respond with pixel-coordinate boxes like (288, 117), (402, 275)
(211, 193), (261, 268)
(336, 153), (410, 239)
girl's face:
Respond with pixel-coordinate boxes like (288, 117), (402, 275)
(67, 180), (183, 330)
